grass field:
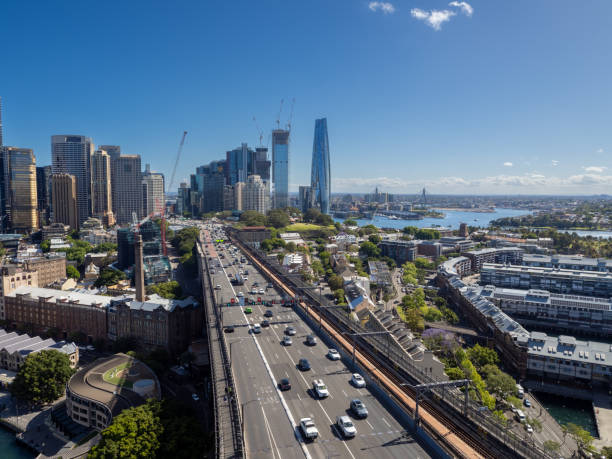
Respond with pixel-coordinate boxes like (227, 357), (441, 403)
(102, 361), (133, 388)
(284, 223), (333, 232)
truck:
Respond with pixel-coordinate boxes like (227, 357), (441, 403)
(516, 384), (524, 398)
(299, 418), (319, 440)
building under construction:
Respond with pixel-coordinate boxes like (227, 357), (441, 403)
(117, 219), (171, 285)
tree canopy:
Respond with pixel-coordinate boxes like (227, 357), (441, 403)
(359, 241), (381, 259)
(147, 281), (182, 299)
(267, 209), (290, 228)
(95, 267), (126, 287)
(11, 350), (75, 404)
(66, 265), (80, 280)
(466, 344), (500, 370)
(239, 210), (267, 227)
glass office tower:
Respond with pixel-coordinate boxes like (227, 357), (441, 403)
(310, 118), (331, 215)
(272, 130), (289, 208)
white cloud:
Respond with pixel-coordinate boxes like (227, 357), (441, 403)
(582, 166), (607, 173)
(410, 8), (455, 30)
(448, 1), (473, 16)
(369, 2), (395, 14)
(503, 162), (513, 167)
(551, 160), (559, 166)
(597, 148), (604, 153)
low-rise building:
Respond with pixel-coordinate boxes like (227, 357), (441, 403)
(379, 240), (418, 264)
(368, 261), (393, 293)
(0, 266), (38, 320)
(282, 253), (304, 268)
(42, 223), (71, 239)
(280, 232), (306, 246)
(66, 353), (160, 430)
(480, 263), (612, 297)
(0, 329), (78, 371)
(23, 253), (67, 286)
(478, 285), (612, 338)
(417, 241), (442, 258)
(523, 254), (612, 272)
(465, 247), (523, 273)
(439, 237), (475, 252)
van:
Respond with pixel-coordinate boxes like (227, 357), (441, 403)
(515, 409), (526, 422)
(516, 384), (524, 399)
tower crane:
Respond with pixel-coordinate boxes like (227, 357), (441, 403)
(161, 131), (188, 256)
(252, 116), (264, 146)
(275, 99), (284, 129)
(286, 98), (295, 132)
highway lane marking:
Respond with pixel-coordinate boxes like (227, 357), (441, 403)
(217, 250), (311, 459)
(342, 390), (347, 397)
(366, 420), (374, 430)
(264, 307), (358, 459)
(382, 417), (391, 428)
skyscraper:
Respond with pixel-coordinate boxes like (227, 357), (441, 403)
(243, 175), (270, 214)
(36, 165), (52, 225)
(0, 97), (3, 147)
(311, 118), (331, 214)
(298, 185), (314, 214)
(51, 135), (94, 225)
(0, 147), (38, 232)
(142, 164), (165, 216)
(226, 144), (249, 186)
(90, 149), (115, 226)
(111, 154), (142, 225)
(272, 130), (289, 209)
(51, 173), (78, 230)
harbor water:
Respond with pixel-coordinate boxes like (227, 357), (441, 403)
(335, 208), (531, 230)
(0, 427), (33, 459)
(536, 392), (598, 437)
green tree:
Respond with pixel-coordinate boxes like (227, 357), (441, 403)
(89, 400), (163, 459)
(66, 265), (80, 280)
(414, 258), (435, 270)
(401, 307), (424, 332)
(147, 281), (182, 299)
(95, 267), (127, 287)
(267, 209), (290, 228)
(565, 422), (594, 450)
(328, 274), (344, 291)
(92, 242), (118, 253)
(445, 367), (465, 380)
(368, 234), (382, 244)
(343, 219), (357, 226)
(466, 344), (499, 370)
(359, 241), (380, 259)
(402, 262), (418, 285)
(484, 367), (517, 399)
(11, 350), (75, 404)
(601, 446), (612, 459)
(40, 239), (51, 252)
(304, 208), (322, 223)
(333, 289), (345, 304)
(543, 440), (561, 455)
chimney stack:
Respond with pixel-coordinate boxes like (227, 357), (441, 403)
(134, 233), (145, 302)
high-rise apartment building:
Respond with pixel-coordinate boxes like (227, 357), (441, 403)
(36, 166), (52, 225)
(111, 154), (142, 225)
(252, 147), (271, 181)
(272, 130), (289, 209)
(51, 135), (93, 225)
(243, 175), (270, 214)
(311, 118), (331, 214)
(51, 173), (79, 230)
(141, 164), (165, 216)
(90, 150), (115, 226)
(0, 147), (38, 232)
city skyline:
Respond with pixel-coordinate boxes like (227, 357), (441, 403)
(1, 1), (611, 195)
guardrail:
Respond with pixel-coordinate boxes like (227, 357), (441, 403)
(196, 236), (244, 459)
(228, 229), (553, 459)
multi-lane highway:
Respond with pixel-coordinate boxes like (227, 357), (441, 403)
(201, 224), (432, 459)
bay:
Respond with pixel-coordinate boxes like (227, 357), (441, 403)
(0, 427), (34, 459)
(334, 208), (532, 230)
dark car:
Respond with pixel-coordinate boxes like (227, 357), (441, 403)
(298, 358), (311, 371)
(264, 310), (274, 318)
(261, 320), (270, 327)
(306, 335), (317, 346)
(350, 399), (368, 419)
(224, 325), (235, 333)
(278, 378), (291, 391)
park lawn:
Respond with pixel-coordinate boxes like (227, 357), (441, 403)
(102, 361), (133, 388)
(284, 223), (333, 232)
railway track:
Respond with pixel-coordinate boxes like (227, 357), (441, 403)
(230, 235), (493, 459)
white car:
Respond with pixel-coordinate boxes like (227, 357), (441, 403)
(312, 379), (329, 398)
(525, 424), (533, 434)
(336, 415), (356, 438)
(300, 418), (319, 440)
(258, 288), (265, 294)
(252, 323), (262, 334)
(327, 349), (341, 360)
(351, 373), (366, 388)
(237, 292), (244, 297)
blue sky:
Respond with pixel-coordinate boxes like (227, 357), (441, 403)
(1, 0), (611, 195)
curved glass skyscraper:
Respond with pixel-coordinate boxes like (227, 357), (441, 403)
(311, 118), (331, 214)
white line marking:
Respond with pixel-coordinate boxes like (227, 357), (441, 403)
(382, 417), (391, 428)
(366, 420), (374, 430)
(261, 403), (282, 459)
(342, 390), (347, 397)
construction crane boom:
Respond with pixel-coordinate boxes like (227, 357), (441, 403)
(276, 99), (284, 129)
(252, 116), (264, 146)
(167, 131), (188, 193)
(287, 98), (295, 131)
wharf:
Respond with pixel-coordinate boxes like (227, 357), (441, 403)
(593, 391), (612, 449)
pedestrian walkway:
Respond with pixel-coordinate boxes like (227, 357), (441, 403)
(593, 391), (612, 450)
